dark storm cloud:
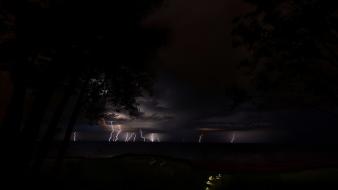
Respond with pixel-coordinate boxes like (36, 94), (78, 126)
(134, 74), (338, 142)
(140, 0), (338, 143)
(138, 113), (174, 122)
(73, 0), (338, 143)
(132, 75), (240, 132)
(132, 0), (260, 135)
(143, 0), (253, 90)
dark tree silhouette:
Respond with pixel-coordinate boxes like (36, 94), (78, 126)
(0, 0), (167, 176)
(232, 0), (338, 109)
(0, 0), (18, 134)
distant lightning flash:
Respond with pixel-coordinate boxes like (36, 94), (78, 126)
(124, 132), (136, 142)
(149, 133), (160, 143)
(128, 132), (136, 142)
(125, 132), (131, 142)
(230, 132), (236, 144)
(133, 133), (137, 142)
(109, 131), (114, 142)
(199, 134), (203, 143)
(139, 129), (146, 142)
(108, 124), (115, 142)
(73, 132), (77, 142)
(127, 132), (136, 142)
(114, 125), (122, 142)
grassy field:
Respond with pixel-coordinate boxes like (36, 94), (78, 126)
(34, 154), (338, 190)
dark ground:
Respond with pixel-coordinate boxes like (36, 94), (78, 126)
(24, 143), (338, 190)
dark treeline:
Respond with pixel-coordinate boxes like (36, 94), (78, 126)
(233, 0), (338, 109)
(0, 0), (167, 181)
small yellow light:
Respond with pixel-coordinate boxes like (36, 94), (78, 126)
(206, 181), (213, 186)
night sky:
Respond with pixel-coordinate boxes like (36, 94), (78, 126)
(0, 0), (337, 144)
(2, 2), (338, 189)
(68, 0), (338, 144)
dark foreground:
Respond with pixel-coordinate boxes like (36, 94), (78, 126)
(8, 143), (338, 190)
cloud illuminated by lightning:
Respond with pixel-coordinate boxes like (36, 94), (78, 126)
(150, 133), (155, 142)
(149, 133), (160, 143)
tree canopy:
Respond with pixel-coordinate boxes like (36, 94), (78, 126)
(233, 0), (338, 109)
(0, 0), (167, 127)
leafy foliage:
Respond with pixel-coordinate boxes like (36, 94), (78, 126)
(1, 0), (166, 122)
(233, 0), (338, 108)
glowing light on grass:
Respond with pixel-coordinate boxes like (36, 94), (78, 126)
(205, 174), (223, 190)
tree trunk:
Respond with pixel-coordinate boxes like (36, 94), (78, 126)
(1, 73), (26, 139)
(19, 86), (54, 173)
(21, 87), (53, 141)
(54, 80), (88, 171)
(32, 86), (72, 174)
(0, 72), (26, 184)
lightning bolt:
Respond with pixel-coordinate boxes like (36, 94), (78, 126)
(114, 125), (122, 142)
(125, 132), (131, 142)
(108, 125), (115, 142)
(73, 131), (77, 142)
(150, 133), (155, 142)
(139, 129), (146, 142)
(125, 132), (136, 142)
(199, 134), (203, 143)
(230, 132), (236, 144)
(129, 133), (136, 142)
(133, 133), (137, 142)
